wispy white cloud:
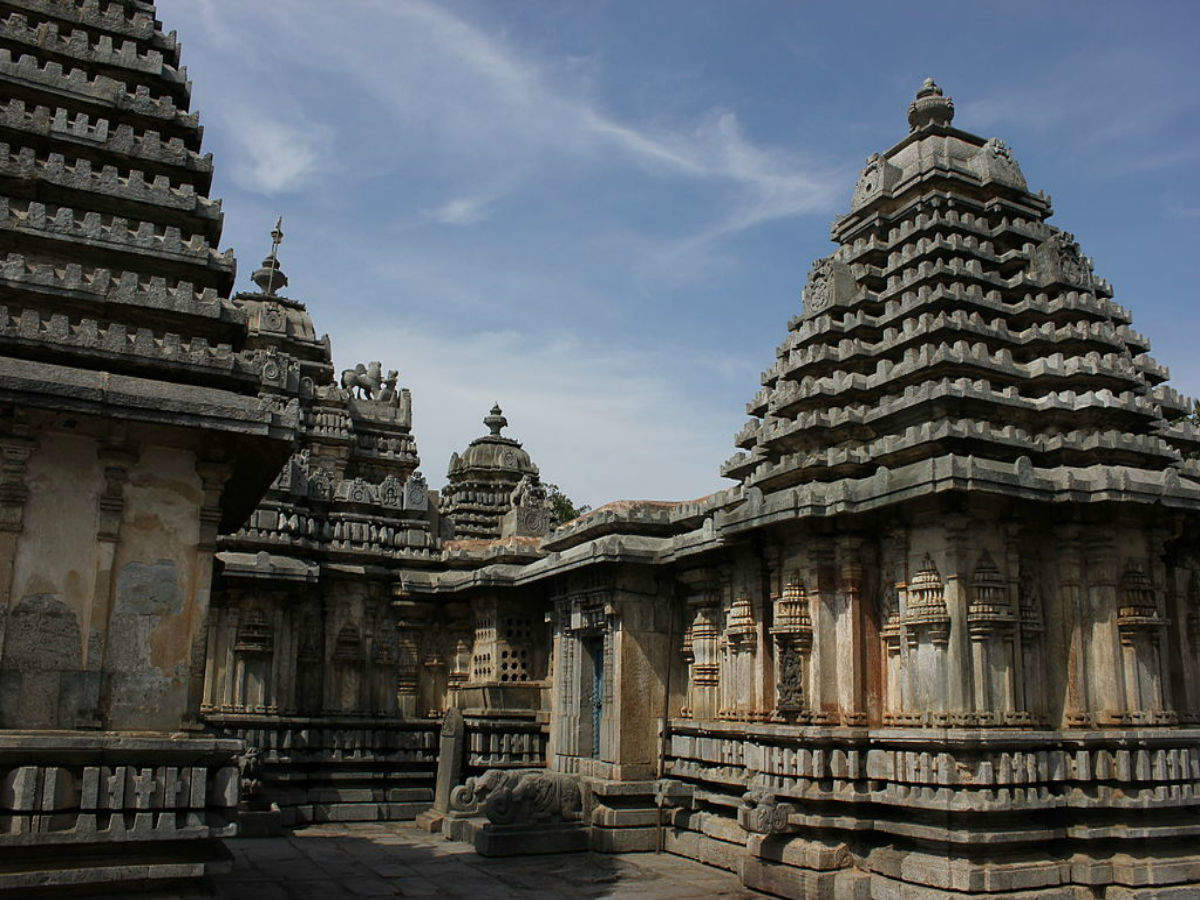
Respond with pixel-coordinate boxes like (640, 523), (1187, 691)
(185, 0), (838, 240)
(960, 47), (1198, 153)
(222, 108), (326, 195)
(427, 195), (494, 226)
(330, 321), (742, 505)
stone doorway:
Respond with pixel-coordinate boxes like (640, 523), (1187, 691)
(583, 635), (604, 758)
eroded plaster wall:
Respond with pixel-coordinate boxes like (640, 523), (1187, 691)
(0, 428), (216, 731)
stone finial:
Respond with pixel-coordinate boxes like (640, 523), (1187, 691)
(251, 216), (288, 295)
(484, 403), (507, 436)
(907, 77), (955, 131)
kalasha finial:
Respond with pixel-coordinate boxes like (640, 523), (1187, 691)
(484, 403), (507, 436)
(251, 215), (288, 295)
(907, 77), (954, 132)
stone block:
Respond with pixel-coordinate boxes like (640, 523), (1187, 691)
(664, 828), (744, 872)
(472, 821), (589, 857)
(414, 809), (444, 832)
(740, 855), (869, 900)
(589, 824), (659, 853)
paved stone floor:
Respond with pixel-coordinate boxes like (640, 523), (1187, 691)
(214, 822), (769, 899)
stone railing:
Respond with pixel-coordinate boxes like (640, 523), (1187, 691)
(205, 716), (438, 827)
(462, 713), (548, 772)
(0, 731), (240, 893)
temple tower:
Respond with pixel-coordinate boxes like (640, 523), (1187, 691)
(721, 77), (1200, 730)
(444, 404), (544, 539)
(202, 224), (445, 826)
(0, 1), (300, 890)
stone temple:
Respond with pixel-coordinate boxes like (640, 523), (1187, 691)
(1, 4), (1199, 898)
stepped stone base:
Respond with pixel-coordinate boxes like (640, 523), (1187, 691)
(584, 777), (661, 853)
(445, 816), (589, 856)
(414, 809), (444, 832)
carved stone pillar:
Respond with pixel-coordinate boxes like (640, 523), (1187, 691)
(1059, 527), (1089, 727)
(447, 630), (472, 708)
(902, 553), (951, 725)
(1117, 558), (1169, 724)
(182, 459), (230, 727)
(687, 593), (720, 721)
(835, 535), (866, 726)
(720, 593), (755, 721)
(942, 517), (971, 720)
(73, 443), (136, 727)
(1084, 535), (1125, 725)
(1008, 523), (1042, 726)
(879, 527), (910, 725)
(0, 430), (35, 676)
(394, 599), (425, 718)
(966, 551), (1017, 725)
(806, 539), (837, 724)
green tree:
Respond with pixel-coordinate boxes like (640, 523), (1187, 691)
(544, 483), (591, 525)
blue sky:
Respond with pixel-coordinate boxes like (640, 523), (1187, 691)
(161, 0), (1200, 507)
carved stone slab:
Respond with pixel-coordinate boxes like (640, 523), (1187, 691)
(433, 708), (465, 813)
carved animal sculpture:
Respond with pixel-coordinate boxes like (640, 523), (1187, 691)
(340, 361), (383, 399)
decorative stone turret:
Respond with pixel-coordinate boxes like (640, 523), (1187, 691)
(444, 405), (544, 539)
(907, 76), (955, 131)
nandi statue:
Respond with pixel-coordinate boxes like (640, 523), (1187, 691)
(340, 361), (382, 399)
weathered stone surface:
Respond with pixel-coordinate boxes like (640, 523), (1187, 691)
(4, 2), (1200, 895)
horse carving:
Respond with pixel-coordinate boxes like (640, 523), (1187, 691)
(340, 361), (383, 399)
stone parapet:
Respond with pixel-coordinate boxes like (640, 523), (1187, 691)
(5, 0), (165, 46)
(0, 99), (213, 181)
(203, 717), (438, 828)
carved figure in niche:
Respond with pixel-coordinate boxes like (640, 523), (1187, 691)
(340, 361), (383, 399)
(237, 746), (263, 800)
(379, 476), (403, 508)
(1035, 230), (1096, 289)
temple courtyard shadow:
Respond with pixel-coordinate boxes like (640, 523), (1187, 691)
(211, 822), (769, 899)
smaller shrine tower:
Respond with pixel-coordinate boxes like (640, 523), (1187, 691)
(444, 405), (546, 539)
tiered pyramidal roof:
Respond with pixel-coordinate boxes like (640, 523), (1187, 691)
(722, 79), (1200, 511)
(0, 0), (298, 526)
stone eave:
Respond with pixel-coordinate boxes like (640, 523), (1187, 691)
(396, 524), (734, 596)
(215, 550), (320, 583)
(718, 453), (1200, 536)
(541, 489), (740, 552)
(0, 356), (291, 433)
(833, 176), (1050, 243)
(0, 356), (298, 529)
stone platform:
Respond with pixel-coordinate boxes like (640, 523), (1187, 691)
(214, 821), (768, 898)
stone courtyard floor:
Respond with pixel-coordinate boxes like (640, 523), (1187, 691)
(214, 822), (769, 899)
